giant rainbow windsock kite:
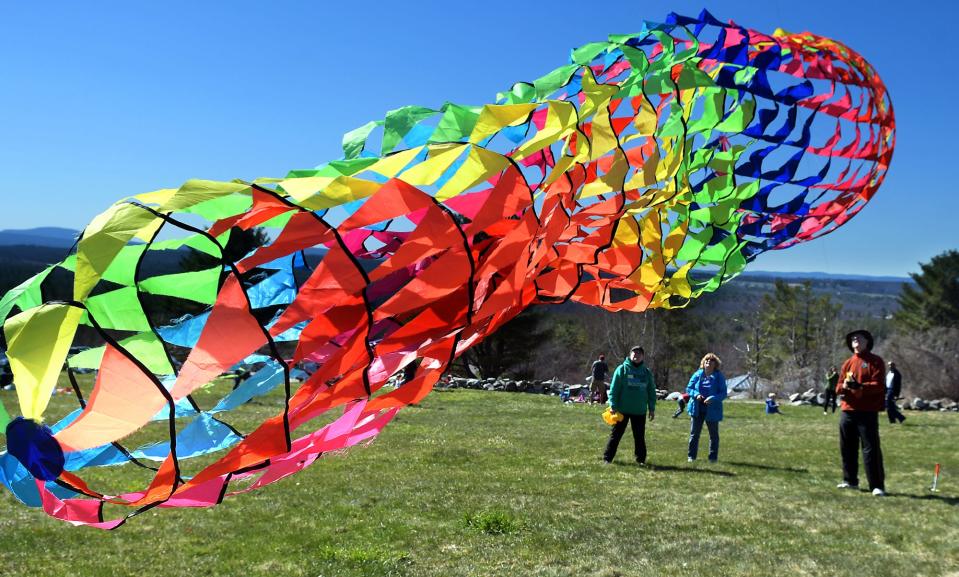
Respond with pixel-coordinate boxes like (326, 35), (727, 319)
(0, 11), (894, 527)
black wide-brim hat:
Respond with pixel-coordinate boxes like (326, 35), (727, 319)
(845, 329), (874, 352)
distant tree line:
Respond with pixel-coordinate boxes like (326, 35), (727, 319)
(458, 250), (959, 402)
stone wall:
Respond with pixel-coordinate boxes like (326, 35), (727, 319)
(434, 378), (958, 412)
(437, 376), (669, 399)
(781, 388), (958, 412)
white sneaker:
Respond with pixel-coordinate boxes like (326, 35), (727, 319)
(872, 488), (886, 497)
(687, 457), (695, 462)
(836, 482), (859, 490)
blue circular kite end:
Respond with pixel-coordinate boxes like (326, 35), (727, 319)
(6, 417), (65, 481)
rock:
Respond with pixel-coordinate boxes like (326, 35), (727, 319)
(913, 397), (929, 410)
(800, 389), (820, 406)
(789, 393), (802, 403)
(929, 399), (942, 411)
(939, 398), (957, 410)
(665, 391), (683, 401)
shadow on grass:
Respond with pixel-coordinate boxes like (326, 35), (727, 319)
(723, 461), (809, 474)
(893, 492), (959, 506)
(897, 422), (952, 428)
(605, 461), (735, 477)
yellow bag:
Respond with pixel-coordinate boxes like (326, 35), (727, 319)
(602, 407), (624, 426)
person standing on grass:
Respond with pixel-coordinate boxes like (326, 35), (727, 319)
(603, 346), (656, 465)
(885, 361), (906, 424)
(686, 353), (727, 463)
(823, 367), (839, 414)
(590, 354), (610, 404)
(836, 329), (887, 496)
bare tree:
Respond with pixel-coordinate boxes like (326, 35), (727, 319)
(732, 314), (771, 398)
(878, 327), (959, 400)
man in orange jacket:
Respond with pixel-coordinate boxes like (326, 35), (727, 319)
(836, 329), (887, 496)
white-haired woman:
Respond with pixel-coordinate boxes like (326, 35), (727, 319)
(685, 353), (728, 463)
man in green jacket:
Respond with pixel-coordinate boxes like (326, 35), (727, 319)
(603, 346), (657, 465)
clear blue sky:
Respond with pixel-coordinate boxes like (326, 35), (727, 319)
(1, 1), (955, 277)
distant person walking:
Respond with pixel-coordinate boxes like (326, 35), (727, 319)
(836, 329), (887, 496)
(823, 367), (839, 414)
(603, 346), (656, 465)
(686, 353), (728, 463)
(590, 354), (610, 404)
(672, 393), (690, 418)
(885, 361), (906, 424)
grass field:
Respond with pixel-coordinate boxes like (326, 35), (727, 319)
(1, 387), (957, 577)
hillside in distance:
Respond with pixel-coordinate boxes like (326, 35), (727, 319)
(0, 227), (78, 248)
(718, 271), (907, 318)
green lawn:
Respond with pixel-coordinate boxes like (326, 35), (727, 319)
(1, 388), (957, 577)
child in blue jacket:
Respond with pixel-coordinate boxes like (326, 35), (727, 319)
(765, 393), (783, 415)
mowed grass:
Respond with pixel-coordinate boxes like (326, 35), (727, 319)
(1, 387), (957, 577)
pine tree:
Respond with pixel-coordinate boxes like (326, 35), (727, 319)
(457, 307), (553, 379)
(895, 249), (959, 331)
(179, 227), (271, 272)
(759, 280), (842, 388)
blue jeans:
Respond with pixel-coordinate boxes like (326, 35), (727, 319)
(688, 415), (719, 461)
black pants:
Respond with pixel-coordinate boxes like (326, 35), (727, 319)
(604, 413), (647, 463)
(672, 398), (687, 418)
(839, 411), (885, 491)
(886, 392), (906, 423)
(823, 389), (837, 413)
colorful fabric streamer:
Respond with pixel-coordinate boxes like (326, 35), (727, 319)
(0, 10), (894, 527)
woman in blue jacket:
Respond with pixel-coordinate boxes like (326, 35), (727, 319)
(686, 353), (728, 462)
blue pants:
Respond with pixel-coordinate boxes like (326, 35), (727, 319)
(688, 415), (719, 461)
